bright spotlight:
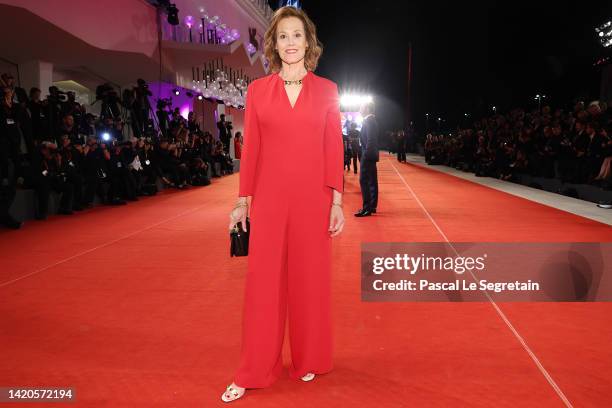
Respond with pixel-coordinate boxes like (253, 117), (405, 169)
(340, 93), (373, 109)
(101, 132), (111, 141)
(173, 88), (180, 96)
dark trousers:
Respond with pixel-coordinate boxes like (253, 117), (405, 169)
(359, 159), (378, 211)
(113, 168), (138, 200)
(350, 152), (359, 173)
(84, 171), (107, 205)
(221, 137), (230, 155)
(397, 149), (406, 162)
(66, 171), (84, 207)
(161, 163), (189, 186)
(0, 184), (16, 221)
(28, 174), (74, 217)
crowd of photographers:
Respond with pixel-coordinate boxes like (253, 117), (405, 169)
(0, 73), (236, 229)
(423, 100), (612, 189)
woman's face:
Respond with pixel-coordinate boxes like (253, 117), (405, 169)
(276, 17), (308, 66)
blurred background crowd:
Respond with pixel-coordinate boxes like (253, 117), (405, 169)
(0, 72), (239, 229)
(419, 100), (612, 189)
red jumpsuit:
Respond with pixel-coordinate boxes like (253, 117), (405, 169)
(234, 70), (344, 388)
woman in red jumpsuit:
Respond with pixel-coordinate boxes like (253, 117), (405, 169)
(223, 6), (345, 403)
(233, 132), (242, 160)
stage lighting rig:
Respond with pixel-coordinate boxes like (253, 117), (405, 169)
(595, 20), (612, 48)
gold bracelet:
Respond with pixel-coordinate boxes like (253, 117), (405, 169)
(332, 202), (343, 208)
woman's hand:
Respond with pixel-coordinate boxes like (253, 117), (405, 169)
(328, 205), (344, 237)
(229, 200), (249, 232)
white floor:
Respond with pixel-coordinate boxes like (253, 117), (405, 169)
(400, 153), (612, 226)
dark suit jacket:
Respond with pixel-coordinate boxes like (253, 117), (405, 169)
(360, 114), (379, 162)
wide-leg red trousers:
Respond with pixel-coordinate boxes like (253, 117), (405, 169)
(233, 189), (334, 388)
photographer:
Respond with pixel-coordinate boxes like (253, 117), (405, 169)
(96, 116), (123, 142)
(189, 132), (211, 186)
(156, 138), (189, 188)
(25, 142), (75, 219)
(187, 111), (201, 134)
(111, 141), (138, 201)
(0, 73), (25, 105)
(156, 98), (171, 138)
(80, 113), (97, 138)
(82, 136), (125, 206)
(138, 138), (163, 195)
(108, 140), (138, 201)
(45, 86), (65, 137)
(95, 83), (122, 121)
(133, 137), (160, 195)
(217, 113), (232, 155)
(211, 140), (233, 176)
(28, 87), (52, 144)
(55, 114), (79, 145)
(57, 134), (85, 211)
(61, 91), (85, 132)
(132, 79), (152, 137)
(177, 128), (209, 186)
(168, 108), (186, 135)
(200, 131), (217, 177)
(0, 85), (24, 228)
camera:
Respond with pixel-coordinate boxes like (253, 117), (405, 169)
(156, 97), (172, 110)
(136, 78), (151, 94)
(132, 78), (152, 109)
(95, 83), (120, 104)
(95, 83), (122, 119)
(48, 86), (67, 102)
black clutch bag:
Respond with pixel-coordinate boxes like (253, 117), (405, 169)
(230, 217), (250, 257)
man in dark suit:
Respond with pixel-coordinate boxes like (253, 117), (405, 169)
(355, 101), (379, 217)
(217, 114), (231, 155)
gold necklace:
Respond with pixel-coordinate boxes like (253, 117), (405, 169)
(280, 71), (307, 86)
(283, 79), (302, 86)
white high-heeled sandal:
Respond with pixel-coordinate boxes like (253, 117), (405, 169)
(301, 372), (315, 382)
(221, 382), (245, 402)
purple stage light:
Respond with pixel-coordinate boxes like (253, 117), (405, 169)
(184, 15), (194, 28)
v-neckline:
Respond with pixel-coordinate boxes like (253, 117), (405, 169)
(278, 70), (309, 110)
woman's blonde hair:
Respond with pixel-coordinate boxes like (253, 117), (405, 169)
(263, 6), (323, 73)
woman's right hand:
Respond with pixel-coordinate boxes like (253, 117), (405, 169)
(229, 201), (248, 232)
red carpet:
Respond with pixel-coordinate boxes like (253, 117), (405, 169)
(1, 151), (611, 407)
